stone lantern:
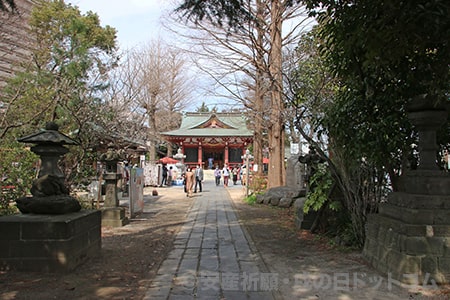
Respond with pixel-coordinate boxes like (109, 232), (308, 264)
(0, 122), (102, 272)
(99, 143), (128, 227)
(173, 148), (186, 173)
(16, 122), (81, 214)
(99, 143), (122, 208)
(363, 95), (450, 285)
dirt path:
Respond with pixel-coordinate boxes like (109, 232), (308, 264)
(226, 187), (450, 300)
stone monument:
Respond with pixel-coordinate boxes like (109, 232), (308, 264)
(363, 96), (450, 284)
(293, 148), (323, 230)
(0, 122), (101, 272)
(286, 154), (305, 190)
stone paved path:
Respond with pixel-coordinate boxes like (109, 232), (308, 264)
(143, 180), (278, 300)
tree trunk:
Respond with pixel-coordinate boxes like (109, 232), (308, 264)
(253, 0), (265, 176)
(267, 0), (285, 188)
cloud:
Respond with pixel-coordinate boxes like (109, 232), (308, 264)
(72, 0), (161, 22)
(70, 0), (174, 48)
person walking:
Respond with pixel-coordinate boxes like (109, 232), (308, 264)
(214, 165), (221, 186)
(232, 167), (238, 185)
(222, 164), (230, 187)
(182, 172), (187, 193)
(185, 168), (195, 197)
(161, 164), (168, 187)
(194, 164), (204, 193)
(167, 166), (173, 186)
(241, 165), (247, 186)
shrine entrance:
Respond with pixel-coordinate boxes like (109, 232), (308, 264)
(203, 148), (223, 169)
(161, 112), (254, 170)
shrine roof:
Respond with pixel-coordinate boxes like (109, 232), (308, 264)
(162, 112), (253, 137)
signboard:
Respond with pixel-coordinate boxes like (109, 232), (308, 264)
(129, 167), (144, 218)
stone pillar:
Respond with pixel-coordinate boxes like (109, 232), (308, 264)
(198, 141), (203, 166)
(224, 143), (229, 165)
(363, 99), (450, 284)
(103, 171), (119, 208)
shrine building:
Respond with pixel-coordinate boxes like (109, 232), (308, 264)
(162, 112), (253, 169)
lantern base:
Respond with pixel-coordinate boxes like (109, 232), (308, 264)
(0, 210), (101, 272)
(16, 195), (81, 214)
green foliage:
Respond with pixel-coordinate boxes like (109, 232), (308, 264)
(196, 102), (210, 113)
(0, 0), (119, 190)
(0, 140), (38, 216)
(244, 194), (257, 205)
(175, 0), (254, 28)
(303, 163), (339, 213)
(310, 0), (450, 101)
(309, 0), (450, 187)
(289, 0), (449, 249)
(1, 0), (118, 139)
(289, 29), (336, 110)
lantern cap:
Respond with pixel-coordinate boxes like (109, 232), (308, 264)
(17, 122), (78, 145)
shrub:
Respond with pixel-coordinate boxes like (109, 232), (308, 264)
(244, 194), (257, 205)
(0, 141), (38, 216)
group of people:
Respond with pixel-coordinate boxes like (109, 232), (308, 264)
(214, 164), (246, 187)
(183, 165), (204, 197)
(160, 165), (174, 187)
(177, 164), (248, 197)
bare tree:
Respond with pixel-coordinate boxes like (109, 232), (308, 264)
(168, 0), (311, 187)
(107, 39), (195, 160)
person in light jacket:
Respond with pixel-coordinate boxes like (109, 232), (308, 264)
(194, 164), (204, 193)
(214, 166), (221, 186)
(222, 164), (230, 187)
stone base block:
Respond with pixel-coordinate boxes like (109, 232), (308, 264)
(397, 171), (450, 195)
(293, 197), (318, 230)
(363, 212), (450, 284)
(0, 210), (101, 272)
(101, 207), (129, 227)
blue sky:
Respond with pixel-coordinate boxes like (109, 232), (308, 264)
(68, 0), (221, 111)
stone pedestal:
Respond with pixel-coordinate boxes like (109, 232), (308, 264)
(293, 197), (317, 230)
(101, 207), (129, 227)
(0, 210), (101, 272)
(364, 171), (450, 284)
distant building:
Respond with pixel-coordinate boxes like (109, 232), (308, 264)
(162, 112), (253, 169)
(0, 0), (35, 90)
(0, 0), (35, 122)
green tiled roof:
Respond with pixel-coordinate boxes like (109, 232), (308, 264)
(162, 112), (253, 137)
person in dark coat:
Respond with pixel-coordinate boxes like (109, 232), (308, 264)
(161, 164), (168, 186)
